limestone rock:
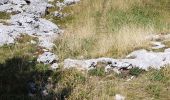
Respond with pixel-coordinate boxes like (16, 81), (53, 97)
(64, 48), (170, 73)
(37, 52), (58, 64)
(51, 63), (59, 69)
(115, 94), (125, 100)
(63, 0), (80, 5)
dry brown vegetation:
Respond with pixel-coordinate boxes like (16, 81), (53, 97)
(55, 0), (170, 60)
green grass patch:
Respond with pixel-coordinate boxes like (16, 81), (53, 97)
(88, 67), (105, 76)
(106, 5), (163, 32)
(129, 67), (144, 77)
(0, 12), (10, 19)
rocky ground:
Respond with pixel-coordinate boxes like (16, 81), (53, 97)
(0, 0), (170, 100)
(0, 0), (81, 70)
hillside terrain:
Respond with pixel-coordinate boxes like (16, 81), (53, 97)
(0, 0), (170, 100)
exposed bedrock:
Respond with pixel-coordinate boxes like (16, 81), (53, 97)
(64, 48), (170, 73)
(0, 0), (63, 69)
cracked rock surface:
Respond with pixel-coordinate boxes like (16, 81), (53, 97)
(0, 0), (63, 69)
(0, 0), (62, 50)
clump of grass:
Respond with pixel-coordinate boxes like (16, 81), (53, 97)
(149, 68), (170, 83)
(0, 35), (37, 63)
(129, 67), (144, 77)
(151, 71), (165, 81)
(54, 0), (170, 59)
(52, 68), (86, 99)
(0, 12), (10, 19)
(88, 67), (105, 76)
(69, 79), (118, 100)
(59, 67), (170, 100)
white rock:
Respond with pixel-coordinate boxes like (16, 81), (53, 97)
(0, 30), (14, 46)
(56, 1), (66, 11)
(164, 48), (170, 52)
(37, 52), (58, 64)
(115, 94), (125, 100)
(0, 24), (21, 46)
(54, 11), (63, 18)
(0, 0), (61, 50)
(0, 12), (60, 49)
(47, 4), (54, 8)
(9, 0), (27, 5)
(64, 58), (97, 70)
(23, 1), (48, 16)
(0, 0), (9, 5)
(30, 40), (36, 44)
(48, 0), (54, 2)
(151, 41), (165, 49)
(56, 0), (80, 10)
(64, 48), (170, 71)
(63, 0), (80, 5)
(51, 63), (59, 69)
(41, 90), (48, 96)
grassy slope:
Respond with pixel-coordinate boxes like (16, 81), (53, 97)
(52, 0), (170, 99)
(54, 0), (170, 60)
(0, 0), (169, 99)
(48, 67), (170, 100)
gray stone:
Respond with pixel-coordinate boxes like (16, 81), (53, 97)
(0, 0), (9, 5)
(63, 0), (80, 5)
(115, 94), (125, 100)
(64, 48), (170, 73)
(37, 52), (58, 64)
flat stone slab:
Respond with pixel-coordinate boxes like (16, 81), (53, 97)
(37, 51), (58, 64)
(64, 48), (170, 72)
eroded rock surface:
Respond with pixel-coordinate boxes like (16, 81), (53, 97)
(0, 0), (64, 70)
(0, 0), (62, 50)
(56, 0), (80, 10)
(63, 0), (80, 5)
(64, 48), (170, 73)
(37, 51), (58, 64)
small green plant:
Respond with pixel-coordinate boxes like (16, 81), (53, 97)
(153, 72), (164, 81)
(0, 12), (10, 19)
(150, 69), (168, 83)
(88, 67), (105, 76)
(129, 67), (144, 76)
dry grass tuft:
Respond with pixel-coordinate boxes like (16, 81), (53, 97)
(55, 0), (170, 60)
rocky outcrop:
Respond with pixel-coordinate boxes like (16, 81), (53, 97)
(64, 47), (170, 73)
(0, 0), (65, 71)
(0, 0), (62, 49)
(56, 0), (80, 10)
(63, 33), (170, 73)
